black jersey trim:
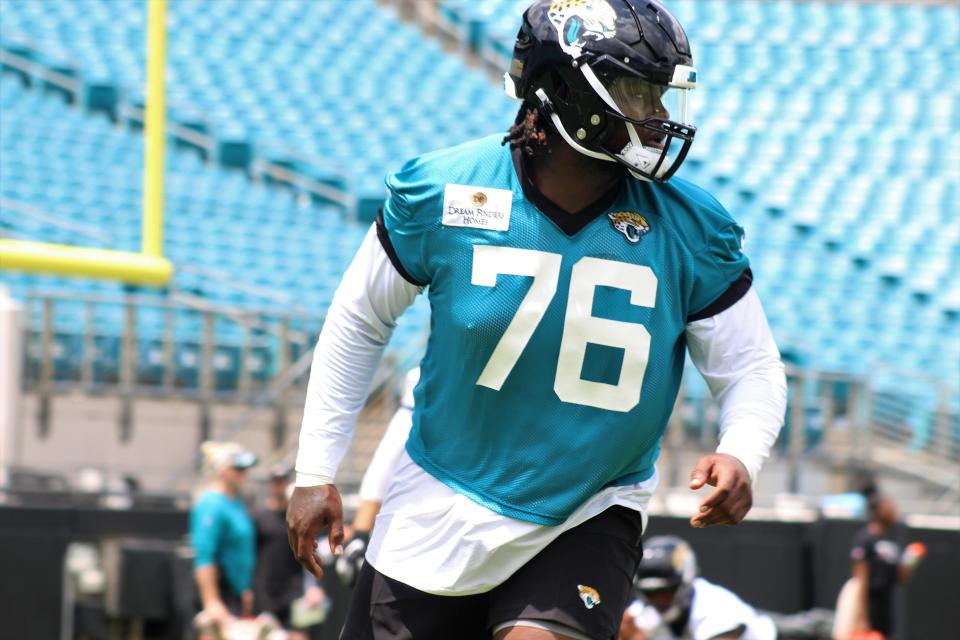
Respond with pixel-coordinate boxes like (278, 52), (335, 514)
(376, 209), (429, 287)
(512, 148), (623, 236)
(687, 268), (753, 322)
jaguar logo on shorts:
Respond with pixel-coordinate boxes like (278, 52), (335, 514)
(577, 584), (601, 609)
(471, 191), (488, 206)
(608, 211), (650, 244)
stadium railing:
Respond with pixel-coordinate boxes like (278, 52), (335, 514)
(0, 45), (358, 218)
(18, 289), (320, 441)
(671, 364), (960, 505)
(10, 286), (428, 495)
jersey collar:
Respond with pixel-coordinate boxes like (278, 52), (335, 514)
(512, 148), (624, 237)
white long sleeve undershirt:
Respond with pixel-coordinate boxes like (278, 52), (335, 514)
(294, 225), (421, 487)
(685, 287), (787, 484)
(296, 224), (785, 488)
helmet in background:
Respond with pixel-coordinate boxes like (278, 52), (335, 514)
(634, 535), (698, 622)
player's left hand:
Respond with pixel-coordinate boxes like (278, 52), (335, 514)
(688, 453), (752, 527)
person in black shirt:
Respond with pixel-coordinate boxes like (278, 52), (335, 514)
(848, 488), (925, 639)
(254, 465), (326, 638)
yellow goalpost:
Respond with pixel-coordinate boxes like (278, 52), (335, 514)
(0, 0), (172, 286)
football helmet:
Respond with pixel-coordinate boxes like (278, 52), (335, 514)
(634, 535), (698, 622)
(504, 0), (697, 182)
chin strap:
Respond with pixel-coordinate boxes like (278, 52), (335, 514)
(535, 88), (610, 162)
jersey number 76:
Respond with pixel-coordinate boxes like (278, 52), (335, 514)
(471, 245), (657, 413)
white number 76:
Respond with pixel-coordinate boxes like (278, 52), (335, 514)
(471, 245), (657, 412)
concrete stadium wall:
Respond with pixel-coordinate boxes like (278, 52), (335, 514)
(13, 394), (296, 491)
(10, 389), (946, 513)
(8, 390), (396, 494)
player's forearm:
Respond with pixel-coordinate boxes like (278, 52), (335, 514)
(194, 565), (222, 608)
(295, 226), (421, 486)
(295, 300), (390, 485)
(713, 360), (786, 484)
(852, 561), (871, 628)
(687, 289), (786, 484)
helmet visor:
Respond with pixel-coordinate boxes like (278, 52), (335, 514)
(605, 76), (691, 125)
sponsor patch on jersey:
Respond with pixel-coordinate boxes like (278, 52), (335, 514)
(608, 211), (650, 243)
(577, 584), (601, 609)
(442, 184), (512, 231)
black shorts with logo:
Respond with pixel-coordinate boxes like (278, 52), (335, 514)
(340, 505), (644, 640)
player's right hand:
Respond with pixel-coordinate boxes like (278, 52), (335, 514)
(287, 484), (345, 579)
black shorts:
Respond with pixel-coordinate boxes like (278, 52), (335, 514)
(340, 505), (643, 640)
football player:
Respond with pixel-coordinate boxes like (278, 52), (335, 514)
(287, 1), (786, 638)
(620, 536), (777, 640)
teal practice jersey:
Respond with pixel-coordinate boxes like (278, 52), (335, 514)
(380, 134), (748, 525)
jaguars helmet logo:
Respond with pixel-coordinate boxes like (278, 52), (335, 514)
(548, 0), (617, 57)
(577, 584), (601, 609)
(608, 211), (650, 243)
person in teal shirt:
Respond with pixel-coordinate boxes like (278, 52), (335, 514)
(190, 441), (258, 626)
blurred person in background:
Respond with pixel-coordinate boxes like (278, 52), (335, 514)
(254, 464), (327, 638)
(191, 441), (258, 627)
(833, 485), (926, 640)
(620, 536), (776, 640)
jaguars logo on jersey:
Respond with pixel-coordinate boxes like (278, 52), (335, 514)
(577, 584), (602, 609)
(608, 211), (650, 243)
(548, 0), (617, 56)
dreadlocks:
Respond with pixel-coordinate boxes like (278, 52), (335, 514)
(501, 101), (550, 157)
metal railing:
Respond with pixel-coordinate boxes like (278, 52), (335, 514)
(16, 288), (429, 492)
(669, 364), (960, 501)
(0, 198), (114, 245)
(19, 289), (323, 440)
(0, 46), (358, 217)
